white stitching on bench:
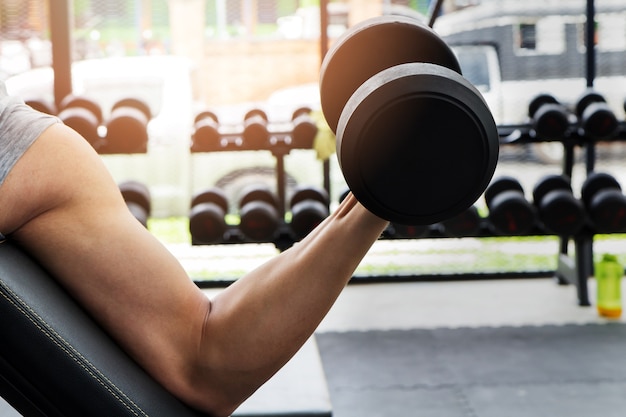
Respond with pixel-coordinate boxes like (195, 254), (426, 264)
(0, 281), (149, 417)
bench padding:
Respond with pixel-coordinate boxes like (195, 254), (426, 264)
(0, 241), (209, 417)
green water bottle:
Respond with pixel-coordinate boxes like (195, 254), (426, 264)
(596, 254), (623, 318)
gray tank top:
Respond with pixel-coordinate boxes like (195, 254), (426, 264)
(0, 81), (59, 240)
(0, 81), (59, 186)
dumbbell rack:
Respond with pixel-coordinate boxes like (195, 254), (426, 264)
(498, 116), (626, 306)
(188, 99), (626, 306)
(190, 116), (321, 251)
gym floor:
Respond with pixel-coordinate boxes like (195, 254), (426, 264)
(313, 278), (626, 417)
(203, 272), (626, 417)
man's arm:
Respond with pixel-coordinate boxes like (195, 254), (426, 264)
(0, 122), (388, 416)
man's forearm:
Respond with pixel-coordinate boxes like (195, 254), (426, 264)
(198, 193), (388, 410)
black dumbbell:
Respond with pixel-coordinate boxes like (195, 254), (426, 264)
(242, 109), (270, 149)
(440, 205), (481, 237)
(528, 93), (571, 140)
(119, 180), (151, 228)
(581, 172), (626, 233)
(192, 111), (221, 152)
(289, 185), (330, 240)
(532, 174), (586, 236)
(189, 187), (229, 244)
(57, 94), (103, 149)
(238, 185), (281, 241)
(319, 15), (499, 226)
(484, 176), (536, 235)
(575, 90), (618, 140)
(291, 107), (318, 148)
(103, 97), (151, 154)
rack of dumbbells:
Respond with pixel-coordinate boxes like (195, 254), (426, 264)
(36, 94), (154, 226)
(494, 91), (626, 306)
(369, 89), (626, 306)
(188, 88), (626, 306)
(189, 107), (326, 251)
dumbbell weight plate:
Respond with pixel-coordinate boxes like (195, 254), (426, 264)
(291, 200), (329, 240)
(484, 176), (524, 206)
(582, 103), (618, 139)
(58, 94), (104, 147)
(240, 201), (281, 241)
(528, 95), (569, 140)
(320, 15), (461, 133)
(581, 172), (626, 233)
(119, 181), (151, 211)
(528, 94), (559, 119)
(60, 95), (104, 125)
(532, 174), (572, 203)
(290, 185), (330, 208)
(485, 177), (536, 236)
(581, 172), (621, 207)
(244, 109), (268, 122)
(338, 62), (498, 225)
(243, 109), (270, 149)
(58, 106), (102, 148)
(192, 111), (221, 152)
(291, 108), (318, 148)
(239, 186), (281, 241)
(533, 175), (585, 235)
(112, 97), (152, 120)
(588, 190), (626, 233)
(119, 180), (151, 227)
(575, 90), (606, 118)
(488, 190), (536, 235)
(533, 104), (570, 140)
(290, 186), (330, 239)
(190, 204), (228, 244)
(191, 188), (229, 213)
(540, 191), (586, 235)
(292, 107), (312, 120)
(239, 186), (279, 209)
(105, 98), (151, 154)
(189, 188), (229, 244)
(575, 91), (618, 139)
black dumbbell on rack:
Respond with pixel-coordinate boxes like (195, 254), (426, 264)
(581, 172), (626, 233)
(238, 184), (281, 242)
(189, 187), (229, 244)
(289, 185), (329, 240)
(532, 174), (586, 236)
(290, 107), (318, 149)
(191, 111), (222, 152)
(119, 180), (151, 228)
(527, 93), (571, 140)
(103, 97), (151, 154)
(575, 90), (619, 140)
(57, 94), (104, 149)
(242, 109), (270, 150)
(484, 176), (537, 235)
